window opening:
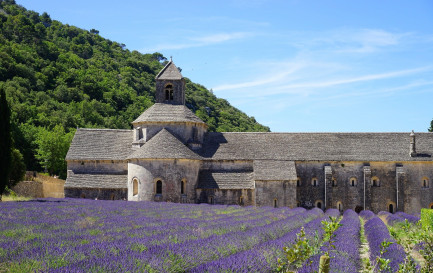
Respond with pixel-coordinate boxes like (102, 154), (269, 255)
(133, 178), (138, 196)
(332, 178), (337, 187)
(209, 196), (214, 204)
(164, 84), (173, 101)
(156, 180), (162, 194)
(317, 201), (322, 209)
(239, 196), (244, 205)
(273, 199), (278, 208)
(312, 178), (318, 187)
(389, 203), (394, 213)
(181, 180), (185, 194)
(297, 178), (301, 187)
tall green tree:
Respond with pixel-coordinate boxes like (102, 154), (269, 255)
(0, 88), (12, 201)
(429, 120), (433, 132)
(35, 125), (74, 179)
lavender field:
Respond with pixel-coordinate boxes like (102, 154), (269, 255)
(0, 199), (425, 272)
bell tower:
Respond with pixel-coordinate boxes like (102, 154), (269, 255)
(155, 58), (185, 105)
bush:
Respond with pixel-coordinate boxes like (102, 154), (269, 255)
(421, 209), (433, 229)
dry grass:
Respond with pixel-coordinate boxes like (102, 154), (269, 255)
(1, 195), (33, 202)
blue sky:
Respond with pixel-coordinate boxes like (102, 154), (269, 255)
(17, 0), (433, 132)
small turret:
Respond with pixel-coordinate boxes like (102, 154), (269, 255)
(410, 130), (416, 157)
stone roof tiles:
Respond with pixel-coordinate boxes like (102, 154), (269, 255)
(198, 171), (254, 189)
(65, 173), (127, 189)
(66, 129), (132, 161)
(128, 128), (202, 160)
(200, 132), (433, 162)
(155, 60), (182, 80)
(132, 103), (205, 124)
(254, 160), (297, 181)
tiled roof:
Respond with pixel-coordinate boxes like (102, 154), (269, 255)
(198, 171), (254, 189)
(200, 132), (433, 162)
(66, 129), (132, 161)
(132, 103), (205, 124)
(254, 160), (297, 181)
(65, 173), (127, 189)
(128, 129), (202, 160)
(155, 60), (182, 80)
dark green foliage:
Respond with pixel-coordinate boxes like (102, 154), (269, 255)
(0, 1), (269, 176)
(9, 148), (25, 186)
(429, 120), (433, 132)
(0, 87), (12, 198)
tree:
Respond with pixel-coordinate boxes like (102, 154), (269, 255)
(429, 120), (433, 132)
(0, 88), (12, 201)
(35, 125), (74, 179)
(9, 148), (26, 186)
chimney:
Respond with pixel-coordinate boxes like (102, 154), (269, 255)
(410, 130), (416, 157)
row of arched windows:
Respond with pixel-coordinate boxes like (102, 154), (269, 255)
(131, 178), (187, 196)
(296, 176), (431, 188)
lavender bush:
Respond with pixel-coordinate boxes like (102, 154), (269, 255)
(364, 215), (406, 272)
(298, 209), (361, 273)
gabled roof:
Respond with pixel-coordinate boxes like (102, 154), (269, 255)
(200, 132), (433, 162)
(128, 128), (202, 160)
(66, 129), (132, 161)
(132, 103), (205, 124)
(65, 173), (127, 189)
(254, 160), (297, 181)
(198, 171), (254, 189)
(155, 60), (182, 80)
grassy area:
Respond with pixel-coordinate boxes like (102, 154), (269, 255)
(1, 195), (33, 202)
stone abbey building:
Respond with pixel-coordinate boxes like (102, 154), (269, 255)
(66, 60), (433, 214)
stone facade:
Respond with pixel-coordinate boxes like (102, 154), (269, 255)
(65, 60), (433, 214)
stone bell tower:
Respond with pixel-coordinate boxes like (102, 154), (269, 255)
(155, 58), (185, 105)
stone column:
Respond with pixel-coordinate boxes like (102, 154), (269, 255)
(363, 166), (371, 211)
(396, 166), (405, 212)
(324, 166), (332, 209)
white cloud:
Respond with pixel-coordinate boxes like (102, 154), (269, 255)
(143, 32), (253, 52)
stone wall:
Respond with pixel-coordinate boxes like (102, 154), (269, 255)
(12, 175), (65, 198)
(128, 158), (200, 203)
(65, 187), (127, 200)
(68, 160), (127, 174)
(196, 189), (254, 206)
(12, 181), (43, 198)
(255, 180), (296, 208)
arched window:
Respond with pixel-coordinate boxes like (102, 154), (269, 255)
(133, 178), (139, 196)
(181, 179), (186, 194)
(332, 178), (337, 187)
(316, 200), (322, 209)
(372, 177), (380, 187)
(164, 84), (174, 101)
(311, 178), (318, 187)
(336, 201), (343, 212)
(296, 177), (301, 187)
(349, 177), (357, 187)
(110, 193), (115, 200)
(156, 180), (162, 195)
(239, 196), (244, 205)
(422, 177), (429, 188)
(273, 199), (278, 208)
(209, 196), (214, 204)
(389, 203), (394, 213)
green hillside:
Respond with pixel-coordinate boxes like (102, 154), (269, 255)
(0, 0), (269, 178)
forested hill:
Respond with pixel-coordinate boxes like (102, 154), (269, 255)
(0, 1), (269, 177)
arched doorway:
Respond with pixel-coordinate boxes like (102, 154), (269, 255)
(389, 203), (394, 213)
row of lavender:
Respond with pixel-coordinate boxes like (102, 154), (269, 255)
(0, 199), (420, 272)
(0, 199), (319, 272)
